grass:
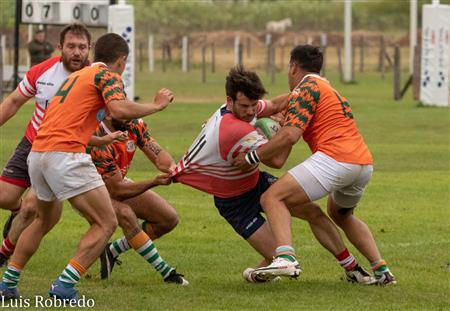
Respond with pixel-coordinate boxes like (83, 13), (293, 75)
(0, 68), (449, 310)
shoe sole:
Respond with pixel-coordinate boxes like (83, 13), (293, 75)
(254, 265), (302, 278)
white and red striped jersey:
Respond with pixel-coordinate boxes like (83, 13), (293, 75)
(17, 56), (71, 143)
(174, 101), (268, 198)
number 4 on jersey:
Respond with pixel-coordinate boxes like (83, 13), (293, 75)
(55, 76), (79, 104)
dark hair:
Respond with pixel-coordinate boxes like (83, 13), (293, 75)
(225, 65), (267, 101)
(59, 23), (91, 46)
(94, 33), (129, 63)
(35, 29), (45, 34)
(290, 45), (323, 73)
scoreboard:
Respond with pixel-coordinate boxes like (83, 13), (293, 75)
(21, 0), (110, 27)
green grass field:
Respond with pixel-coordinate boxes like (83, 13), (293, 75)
(0, 68), (449, 310)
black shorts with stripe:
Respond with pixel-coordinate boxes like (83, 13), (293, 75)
(214, 171), (277, 240)
(0, 136), (32, 188)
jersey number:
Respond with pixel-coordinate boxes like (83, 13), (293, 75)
(55, 76), (79, 104)
(334, 91), (353, 119)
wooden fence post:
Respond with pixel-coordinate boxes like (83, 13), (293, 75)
(211, 42), (215, 73)
(202, 45), (206, 84)
(379, 36), (385, 80)
(162, 42), (166, 73)
(148, 35), (154, 72)
(359, 35), (364, 72)
(337, 44), (343, 82)
(393, 45), (401, 100)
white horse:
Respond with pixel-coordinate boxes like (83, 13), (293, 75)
(266, 18), (292, 34)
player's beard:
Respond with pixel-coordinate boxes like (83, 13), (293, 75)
(111, 118), (131, 132)
(62, 54), (89, 72)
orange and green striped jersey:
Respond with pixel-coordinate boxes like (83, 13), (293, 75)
(88, 119), (155, 179)
(32, 63), (126, 153)
(284, 75), (373, 164)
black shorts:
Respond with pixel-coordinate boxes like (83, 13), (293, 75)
(214, 172), (278, 239)
(0, 136), (32, 188)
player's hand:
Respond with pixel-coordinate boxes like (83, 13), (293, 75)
(270, 112), (285, 126)
(109, 130), (127, 142)
(153, 88), (174, 111)
(232, 153), (255, 172)
(153, 173), (172, 186)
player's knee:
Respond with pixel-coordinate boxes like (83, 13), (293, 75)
(116, 205), (135, 230)
(19, 197), (37, 222)
(260, 191), (274, 210)
(101, 213), (118, 237)
(160, 211), (179, 234)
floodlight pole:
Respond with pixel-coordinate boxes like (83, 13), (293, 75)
(343, 0), (352, 82)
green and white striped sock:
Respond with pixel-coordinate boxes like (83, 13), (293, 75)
(58, 262), (83, 288)
(2, 263), (21, 289)
(136, 240), (173, 279)
(109, 237), (131, 258)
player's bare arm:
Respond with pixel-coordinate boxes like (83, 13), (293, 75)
(233, 125), (302, 171)
(108, 88), (174, 120)
(0, 90), (30, 126)
(256, 94), (289, 118)
(142, 141), (176, 173)
(88, 131), (127, 146)
(104, 170), (172, 202)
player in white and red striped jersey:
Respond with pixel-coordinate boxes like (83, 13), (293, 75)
(174, 66), (291, 282)
(0, 24), (92, 267)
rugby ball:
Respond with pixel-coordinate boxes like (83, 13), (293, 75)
(254, 118), (281, 140)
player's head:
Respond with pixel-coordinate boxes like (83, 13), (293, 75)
(94, 33), (129, 74)
(288, 45), (323, 90)
(225, 65), (267, 122)
(58, 23), (91, 72)
(110, 117), (132, 132)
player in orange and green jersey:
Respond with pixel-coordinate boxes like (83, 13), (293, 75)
(0, 33), (175, 302)
(234, 45), (395, 285)
(88, 117), (188, 285)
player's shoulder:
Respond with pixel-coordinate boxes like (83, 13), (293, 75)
(220, 113), (255, 139)
(26, 56), (62, 81)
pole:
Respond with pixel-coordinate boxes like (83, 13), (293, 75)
(13, 0), (22, 89)
(409, 0), (417, 74)
(182, 36), (188, 72)
(148, 35), (154, 72)
(343, 0), (352, 82)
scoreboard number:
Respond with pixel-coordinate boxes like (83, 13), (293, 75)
(21, 0), (109, 27)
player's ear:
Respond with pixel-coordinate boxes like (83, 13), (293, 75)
(226, 96), (233, 106)
(57, 43), (62, 51)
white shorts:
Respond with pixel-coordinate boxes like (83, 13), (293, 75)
(288, 151), (373, 208)
(27, 151), (104, 202)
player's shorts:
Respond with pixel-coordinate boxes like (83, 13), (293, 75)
(0, 137), (32, 188)
(27, 151), (104, 202)
(214, 171), (277, 240)
(288, 151), (373, 209)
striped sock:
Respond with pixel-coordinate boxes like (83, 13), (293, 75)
(109, 237), (131, 258)
(0, 237), (15, 257)
(336, 248), (357, 271)
(58, 259), (86, 288)
(128, 230), (173, 279)
(141, 221), (158, 240)
(371, 259), (389, 276)
(275, 245), (297, 262)
(2, 261), (22, 289)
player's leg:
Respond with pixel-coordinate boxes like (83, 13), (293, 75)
(0, 138), (39, 265)
(0, 199), (62, 299)
(0, 190), (39, 266)
(46, 186), (118, 300)
(326, 165), (396, 285)
(100, 199), (188, 285)
(124, 188), (179, 239)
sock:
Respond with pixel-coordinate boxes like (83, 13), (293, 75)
(141, 221), (158, 240)
(371, 259), (389, 276)
(109, 237), (131, 258)
(58, 259), (86, 288)
(128, 230), (173, 279)
(2, 261), (23, 289)
(0, 237), (15, 258)
(336, 248), (357, 271)
(275, 245), (297, 262)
